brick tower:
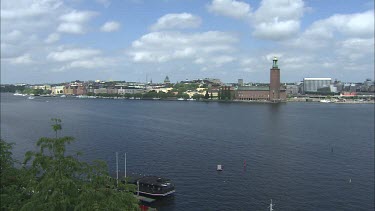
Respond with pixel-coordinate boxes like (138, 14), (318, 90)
(269, 57), (280, 101)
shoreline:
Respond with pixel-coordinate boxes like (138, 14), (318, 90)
(4, 93), (374, 104)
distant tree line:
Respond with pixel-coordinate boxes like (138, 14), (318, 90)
(0, 85), (26, 93)
(0, 85), (52, 95)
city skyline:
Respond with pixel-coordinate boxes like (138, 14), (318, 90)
(1, 0), (374, 84)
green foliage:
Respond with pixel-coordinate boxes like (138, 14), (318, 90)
(0, 85), (26, 93)
(172, 83), (199, 94)
(192, 94), (204, 100)
(0, 139), (30, 210)
(219, 86), (232, 100)
(176, 93), (190, 99)
(21, 88), (50, 95)
(204, 91), (210, 99)
(1, 119), (139, 210)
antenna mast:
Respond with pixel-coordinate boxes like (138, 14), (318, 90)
(116, 152), (119, 186)
(124, 153), (127, 178)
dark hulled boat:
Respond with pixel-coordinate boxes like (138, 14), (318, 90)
(128, 176), (175, 197)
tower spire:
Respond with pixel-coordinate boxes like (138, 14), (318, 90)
(272, 57), (278, 68)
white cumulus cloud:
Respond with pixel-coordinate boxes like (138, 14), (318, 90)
(252, 19), (300, 40)
(59, 10), (97, 23)
(57, 10), (97, 34)
(306, 10), (374, 39)
(251, 0), (304, 40)
(100, 21), (121, 32)
(57, 22), (85, 34)
(47, 48), (101, 62)
(150, 13), (202, 31)
(207, 0), (251, 19)
(45, 33), (60, 43)
(129, 31), (238, 64)
(6, 53), (34, 64)
(1, 0), (63, 20)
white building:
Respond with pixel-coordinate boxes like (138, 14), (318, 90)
(303, 78), (332, 93)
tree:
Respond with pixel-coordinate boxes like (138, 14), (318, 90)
(0, 139), (29, 210)
(18, 119), (139, 210)
(192, 94), (203, 100)
(204, 91), (209, 99)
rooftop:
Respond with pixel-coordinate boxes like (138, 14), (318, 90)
(303, 78), (332, 81)
(237, 86), (270, 91)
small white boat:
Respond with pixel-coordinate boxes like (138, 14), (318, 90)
(217, 164), (223, 171)
(28, 96), (35, 100)
(177, 98), (185, 101)
(320, 99), (331, 103)
(60, 95), (66, 98)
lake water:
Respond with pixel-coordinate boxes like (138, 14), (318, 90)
(1, 93), (374, 210)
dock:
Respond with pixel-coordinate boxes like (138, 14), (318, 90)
(136, 195), (156, 203)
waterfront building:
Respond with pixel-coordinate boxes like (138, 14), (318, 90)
(94, 88), (108, 94)
(286, 84), (299, 96)
(32, 85), (52, 90)
(303, 78), (332, 93)
(63, 85), (74, 95)
(317, 85), (337, 93)
(233, 57), (286, 102)
(238, 79), (244, 86)
(117, 87), (144, 95)
(74, 86), (87, 95)
(51, 86), (64, 95)
(235, 86), (269, 100)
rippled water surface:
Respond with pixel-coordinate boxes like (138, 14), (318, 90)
(1, 93), (374, 210)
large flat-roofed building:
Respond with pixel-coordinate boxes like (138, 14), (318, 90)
(303, 78), (331, 93)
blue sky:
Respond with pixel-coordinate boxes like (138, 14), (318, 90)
(1, 0), (374, 84)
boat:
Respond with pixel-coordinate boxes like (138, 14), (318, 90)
(114, 152), (175, 198)
(177, 98), (185, 101)
(28, 96), (35, 100)
(217, 164), (223, 171)
(13, 93), (23, 96)
(128, 176), (175, 197)
(320, 99), (331, 103)
(60, 95), (66, 98)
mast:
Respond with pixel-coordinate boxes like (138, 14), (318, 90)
(124, 153), (127, 178)
(137, 180), (140, 196)
(116, 152), (119, 186)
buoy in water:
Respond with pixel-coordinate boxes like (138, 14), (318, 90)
(217, 164), (223, 171)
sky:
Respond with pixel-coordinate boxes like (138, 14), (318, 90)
(1, 0), (374, 84)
